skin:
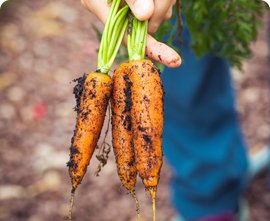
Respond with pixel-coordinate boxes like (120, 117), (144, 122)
(111, 63), (137, 192)
(81, 0), (181, 68)
(68, 72), (112, 191)
(129, 59), (163, 191)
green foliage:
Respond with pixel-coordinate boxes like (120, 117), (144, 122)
(182, 0), (267, 69)
(155, 0), (268, 69)
(97, 1), (129, 73)
(127, 17), (148, 61)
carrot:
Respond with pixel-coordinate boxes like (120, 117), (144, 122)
(129, 59), (163, 189)
(67, 73), (112, 221)
(129, 59), (163, 221)
(68, 0), (128, 194)
(127, 17), (164, 221)
(111, 62), (137, 193)
(67, 1), (129, 220)
(68, 72), (112, 192)
(111, 63), (141, 217)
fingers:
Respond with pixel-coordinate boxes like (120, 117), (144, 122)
(81, 0), (181, 68)
(81, 0), (110, 23)
(148, 0), (176, 34)
(125, 0), (154, 21)
(82, 0), (155, 21)
(146, 34), (181, 68)
(121, 34), (181, 68)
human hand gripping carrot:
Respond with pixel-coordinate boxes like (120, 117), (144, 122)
(81, 0), (181, 68)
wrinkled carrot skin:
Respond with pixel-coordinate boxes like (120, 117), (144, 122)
(111, 63), (137, 192)
(129, 59), (164, 190)
(68, 72), (112, 191)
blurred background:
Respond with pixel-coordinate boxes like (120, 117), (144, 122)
(0, 0), (269, 221)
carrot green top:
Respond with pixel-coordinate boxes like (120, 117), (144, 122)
(97, 0), (129, 74)
(127, 16), (148, 61)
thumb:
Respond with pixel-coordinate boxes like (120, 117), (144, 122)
(125, 0), (154, 21)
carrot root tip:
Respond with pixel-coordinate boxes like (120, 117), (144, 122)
(149, 187), (157, 221)
(68, 191), (75, 221)
(130, 190), (141, 221)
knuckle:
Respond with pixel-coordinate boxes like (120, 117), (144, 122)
(164, 9), (173, 20)
(149, 23), (159, 34)
(164, 14), (171, 21)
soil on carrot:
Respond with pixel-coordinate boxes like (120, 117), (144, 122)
(0, 1), (269, 221)
(123, 74), (132, 114)
(73, 74), (87, 113)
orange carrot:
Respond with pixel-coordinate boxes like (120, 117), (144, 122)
(111, 63), (141, 217)
(111, 62), (137, 193)
(127, 16), (164, 221)
(68, 72), (112, 192)
(67, 1), (129, 220)
(129, 59), (163, 217)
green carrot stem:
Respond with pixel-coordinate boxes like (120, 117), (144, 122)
(127, 15), (148, 61)
(97, 0), (117, 69)
(97, 0), (129, 74)
(127, 29), (132, 60)
(108, 19), (128, 67)
(107, 5), (128, 42)
(98, 0), (119, 72)
(108, 5), (129, 56)
(131, 19), (137, 54)
(105, 0), (121, 47)
(140, 21), (148, 57)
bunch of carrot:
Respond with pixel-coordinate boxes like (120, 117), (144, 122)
(67, 1), (164, 220)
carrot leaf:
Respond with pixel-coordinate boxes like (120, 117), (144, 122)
(127, 15), (148, 61)
(97, 0), (129, 73)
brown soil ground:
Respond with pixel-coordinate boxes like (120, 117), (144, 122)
(0, 1), (269, 221)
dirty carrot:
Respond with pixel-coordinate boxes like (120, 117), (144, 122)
(111, 62), (136, 191)
(67, 1), (129, 220)
(129, 59), (163, 221)
(127, 16), (164, 221)
(111, 62), (140, 216)
(68, 72), (112, 192)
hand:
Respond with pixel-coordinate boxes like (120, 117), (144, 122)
(81, 0), (181, 68)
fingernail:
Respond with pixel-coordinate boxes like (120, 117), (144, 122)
(133, 0), (154, 21)
(169, 55), (182, 67)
